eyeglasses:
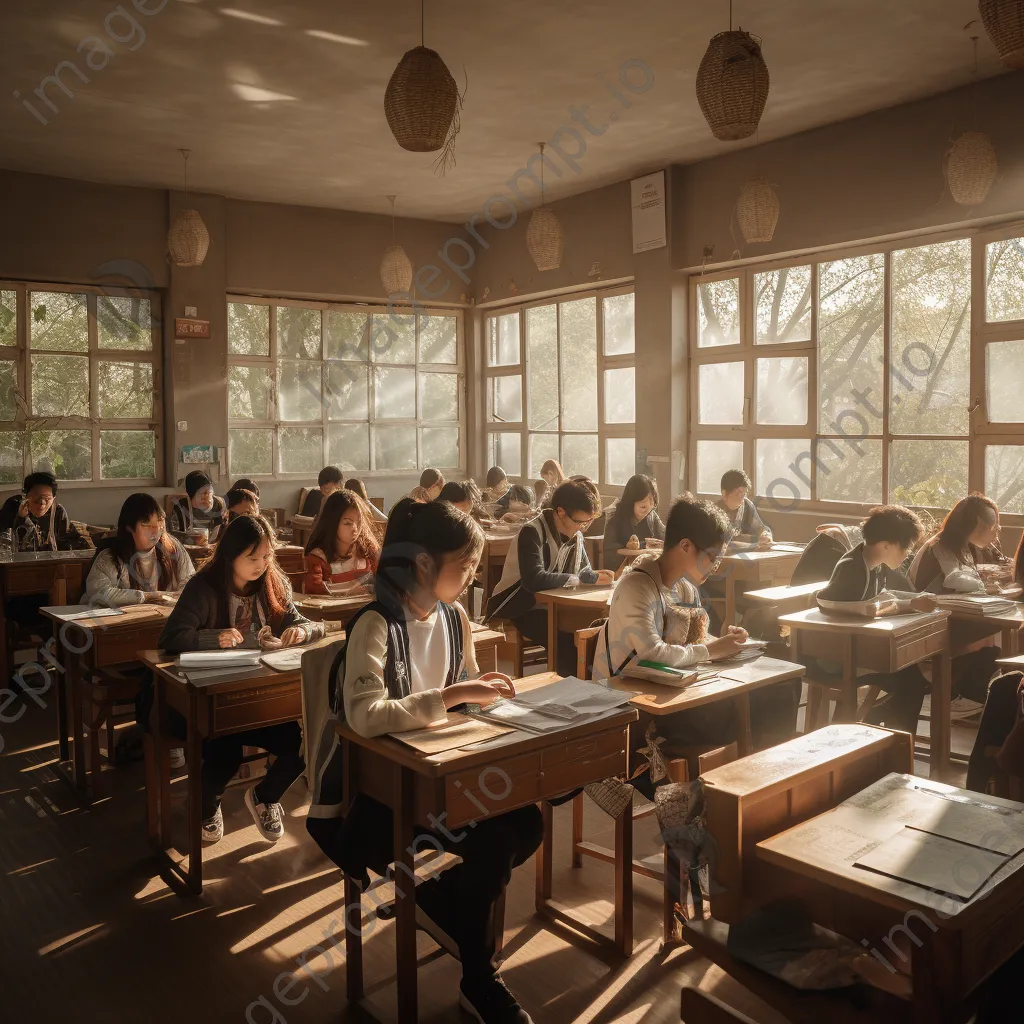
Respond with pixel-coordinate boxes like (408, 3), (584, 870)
(569, 515), (594, 528)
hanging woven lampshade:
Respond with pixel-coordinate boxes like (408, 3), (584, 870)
(380, 195), (413, 294)
(525, 142), (563, 271)
(946, 131), (998, 205)
(166, 150), (209, 267)
(696, 29), (770, 141)
(736, 177), (779, 243)
(980, 0), (1024, 69)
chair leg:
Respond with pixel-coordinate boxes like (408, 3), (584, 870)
(806, 686), (824, 731)
(571, 792), (584, 868)
(105, 709), (116, 761)
(492, 888), (506, 959)
(512, 630), (524, 679)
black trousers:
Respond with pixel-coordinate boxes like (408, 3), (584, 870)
(952, 646), (1000, 704)
(966, 671), (1022, 792)
(513, 607), (579, 677)
(807, 658), (927, 735)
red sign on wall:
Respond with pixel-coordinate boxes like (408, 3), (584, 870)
(175, 318), (210, 339)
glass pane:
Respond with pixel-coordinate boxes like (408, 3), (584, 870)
(0, 431), (22, 483)
(606, 437), (635, 486)
(419, 315), (457, 363)
(30, 429), (91, 480)
(488, 432), (522, 477)
(0, 361), (17, 420)
(985, 446), (1024, 515)
(278, 426), (323, 474)
(487, 375), (522, 424)
(529, 433), (560, 477)
(370, 312), (415, 363)
(816, 438), (882, 503)
(603, 293), (635, 355)
(229, 428), (273, 477)
(487, 312), (520, 366)
(756, 357), (807, 425)
(420, 426), (459, 468)
(560, 296), (598, 431)
(527, 305), (558, 430)
(891, 239), (970, 435)
(755, 266), (811, 344)
(30, 291), (87, 352)
(97, 295), (153, 350)
(698, 361), (744, 425)
(818, 254), (884, 433)
(604, 367), (635, 424)
(755, 438), (811, 502)
(100, 430), (156, 479)
(31, 354), (89, 417)
(986, 237), (1024, 323)
(325, 309), (369, 361)
(374, 425), (417, 471)
(889, 440), (969, 508)
(277, 306), (322, 359)
(98, 361), (153, 419)
(374, 366), (416, 419)
(696, 439), (743, 494)
(419, 372), (458, 421)
(229, 365), (274, 420)
(227, 302), (269, 356)
(326, 363), (368, 420)
(697, 279), (740, 348)
(561, 433), (598, 480)
(986, 340), (1024, 423)
(328, 423), (370, 472)
(278, 361), (322, 421)
(0, 290), (15, 347)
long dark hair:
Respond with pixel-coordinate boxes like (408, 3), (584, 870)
(304, 489), (379, 568)
(937, 493), (999, 559)
(91, 492), (178, 590)
(344, 477), (369, 502)
(610, 474), (658, 533)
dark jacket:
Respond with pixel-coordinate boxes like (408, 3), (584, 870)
(168, 495), (227, 540)
(300, 488), (322, 518)
(0, 496), (73, 550)
(817, 542), (906, 604)
(603, 509), (666, 572)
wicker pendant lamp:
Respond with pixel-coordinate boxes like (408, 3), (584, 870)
(736, 177), (779, 243)
(380, 195), (414, 295)
(980, 0), (1024, 69)
(166, 149), (210, 267)
(946, 31), (998, 206)
(526, 143), (564, 272)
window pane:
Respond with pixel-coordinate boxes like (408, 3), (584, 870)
(889, 439), (968, 508)
(986, 237), (1024, 323)
(100, 430), (156, 479)
(419, 372), (459, 421)
(698, 361), (744, 425)
(325, 309), (369, 361)
(98, 361), (153, 419)
(370, 312), (415, 363)
(30, 429), (91, 480)
(604, 367), (635, 424)
(228, 302), (270, 356)
(0, 431), (22, 483)
(606, 438), (635, 485)
(527, 305), (558, 430)
(696, 439), (743, 494)
(603, 293), (635, 355)
(487, 312), (519, 366)
(0, 290), (15, 347)
(419, 315), (457, 363)
(891, 239), (970, 435)
(487, 375), (522, 424)
(326, 363), (368, 420)
(229, 365), (274, 420)
(374, 366), (416, 419)
(818, 254), (884, 433)
(816, 438), (882, 503)
(560, 297), (598, 431)
(420, 426), (459, 468)
(328, 423), (370, 472)
(986, 340), (1024, 423)
(985, 446), (1024, 514)
(755, 266), (811, 344)
(488, 432), (522, 477)
(374, 425), (417, 470)
(0, 361), (17, 420)
(229, 428), (273, 476)
(277, 306), (322, 359)
(97, 295), (153, 351)
(31, 354), (89, 417)
(561, 433), (598, 480)
(529, 433), (560, 477)
(756, 357), (807, 425)
(278, 426), (323, 474)
(756, 438), (811, 502)
(278, 361), (322, 421)
(697, 279), (739, 348)
(30, 291), (88, 352)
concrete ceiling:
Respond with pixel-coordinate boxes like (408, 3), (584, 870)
(0, 0), (1006, 222)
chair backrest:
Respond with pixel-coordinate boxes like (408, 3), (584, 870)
(790, 527), (854, 587)
(297, 486), (316, 515)
(574, 625), (604, 680)
(275, 547), (305, 574)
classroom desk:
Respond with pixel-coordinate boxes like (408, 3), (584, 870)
(945, 602), (1024, 658)
(292, 592), (372, 626)
(717, 545), (803, 628)
(535, 585), (615, 671)
(779, 606), (952, 776)
(337, 675), (638, 1023)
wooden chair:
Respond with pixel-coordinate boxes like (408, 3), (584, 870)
(275, 548), (306, 593)
(491, 619), (546, 677)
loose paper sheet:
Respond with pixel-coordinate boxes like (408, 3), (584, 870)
(41, 605), (125, 622)
(392, 714), (514, 755)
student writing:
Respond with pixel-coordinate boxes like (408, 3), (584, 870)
(717, 469), (772, 548)
(482, 465), (509, 503)
(225, 487), (260, 523)
(418, 467), (445, 500)
(169, 471), (227, 543)
(0, 471), (72, 551)
(302, 489), (380, 595)
(603, 473), (666, 572)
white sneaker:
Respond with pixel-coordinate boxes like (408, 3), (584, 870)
(245, 786), (285, 842)
(201, 806), (224, 843)
(950, 697), (984, 721)
(169, 747), (185, 770)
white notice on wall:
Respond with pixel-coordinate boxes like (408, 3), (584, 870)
(631, 171), (666, 253)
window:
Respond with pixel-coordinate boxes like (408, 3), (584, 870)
(483, 286), (635, 486)
(227, 298), (463, 478)
(0, 283), (161, 484)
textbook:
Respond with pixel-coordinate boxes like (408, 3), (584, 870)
(933, 593), (1016, 616)
(179, 649), (264, 669)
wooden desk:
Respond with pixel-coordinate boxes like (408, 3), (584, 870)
(779, 607), (951, 776)
(293, 592), (371, 626)
(945, 602), (1024, 658)
(535, 585), (614, 671)
(718, 546), (803, 628)
(744, 579), (827, 616)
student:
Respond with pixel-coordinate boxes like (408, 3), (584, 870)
(85, 493), (194, 606)
(305, 498), (542, 1024)
(230, 478), (261, 500)
(169, 471), (227, 543)
(419, 468), (445, 500)
(717, 469), (772, 547)
(225, 488), (260, 522)
(603, 474), (666, 572)
(0, 471), (72, 551)
(302, 490), (380, 595)
(409, 486), (433, 503)
(344, 478), (387, 522)
(300, 466), (343, 518)
(482, 466), (509, 502)
(159, 514), (325, 843)
(497, 484), (535, 515)
(437, 481), (475, 514)
(540, 459), (566, 491)
(486, 479), (614, 675)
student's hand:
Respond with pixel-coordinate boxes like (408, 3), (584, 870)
(757, 532), (773, 550)
(595, 569), (615, 586)
(143, 591), (165, 603)
(442, 681), (509, 709)
(910, 595), (937, 612)
(279, 626), (307, 648)
(724, 624), (749, 642)
(705, 633), (746, 661)
(478, 672), (516, 698)
(218, 628), (245, 648)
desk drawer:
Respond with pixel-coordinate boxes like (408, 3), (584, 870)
(6, 565), (60, 596)
(892, 623), (946, 671)
(93, 626), (166, 668)
(212, 682), (301, 733)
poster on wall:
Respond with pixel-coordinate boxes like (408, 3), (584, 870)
(631, 170), (666, 253)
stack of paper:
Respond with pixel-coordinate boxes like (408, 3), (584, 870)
(933, 593), (1016, 616)
(470, 677), (633, 735)
(179, 649), (263, 669)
